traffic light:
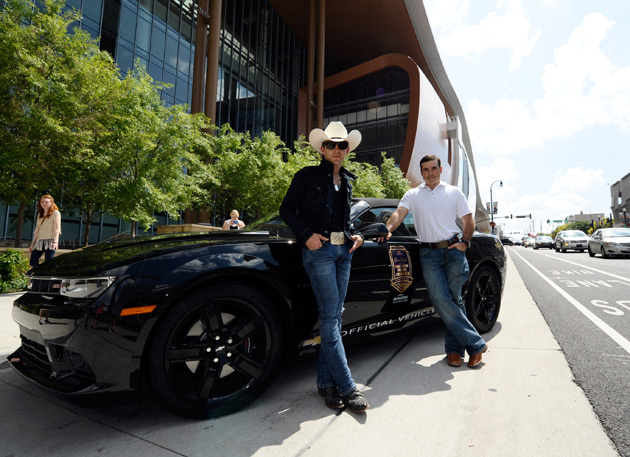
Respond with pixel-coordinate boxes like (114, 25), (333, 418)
(510, 214), (513, 219)
(547, 219), (550, 224)
(529, 214), (532, 218)
(564, 218), (568, 223)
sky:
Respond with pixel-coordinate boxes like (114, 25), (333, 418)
(422, 0), (630, 235)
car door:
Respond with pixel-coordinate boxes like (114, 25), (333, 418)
(343, 205), (434, 336)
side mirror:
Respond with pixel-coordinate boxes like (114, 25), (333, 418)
(360, 222), (388, 238)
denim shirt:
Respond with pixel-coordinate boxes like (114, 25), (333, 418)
(280, 159), (363, 246)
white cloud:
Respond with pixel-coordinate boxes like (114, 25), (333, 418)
(426, 0), (540, 72)
(550, 167), (605, 194)
(467, 12), (630, 156)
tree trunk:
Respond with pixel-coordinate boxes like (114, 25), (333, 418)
(13, 201), (26, 248)
(131, 220), (137, 237)
(83, 219), (92, 247)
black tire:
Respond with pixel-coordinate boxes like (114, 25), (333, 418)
(149, 285), (284, 418)
(588, 245), (595, 257)
(555, 245), (560, 252)
(465, 265), (501, 334)
(601, 246), (609, 259)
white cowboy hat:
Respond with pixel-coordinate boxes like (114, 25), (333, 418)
(309, 121), (362, 152)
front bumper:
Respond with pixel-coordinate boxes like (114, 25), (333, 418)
(9, 294), (139, 395)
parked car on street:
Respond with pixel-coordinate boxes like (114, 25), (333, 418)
(534, 235), (554, 250)
(9, 198), (507, 418)
(587, 228), (630, 258)
(555, 230), (589, 252)
(500, 237), (513, 246)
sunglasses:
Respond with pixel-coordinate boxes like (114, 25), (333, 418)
(323, 141), (349, 150)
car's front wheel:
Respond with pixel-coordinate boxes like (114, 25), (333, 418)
(149, 285), (284, 418)
(465, 265), (501, 334)
(588, 245), (595, 257)
(601, 246), (610, 259)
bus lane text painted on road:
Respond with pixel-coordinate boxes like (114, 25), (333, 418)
(549, 268), (630, 317)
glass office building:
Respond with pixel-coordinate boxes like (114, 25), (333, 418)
(1, 0), (309, 245)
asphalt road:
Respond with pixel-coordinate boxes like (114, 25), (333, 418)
(0, 252), (622, 457)
(508, 246), (630, 457)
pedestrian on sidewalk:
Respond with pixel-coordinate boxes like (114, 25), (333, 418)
(377, 154), (488, 368)
(29, 194), (61, 268)
(280, 121), (369, 413)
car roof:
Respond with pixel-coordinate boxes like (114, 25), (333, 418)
(353, 197), (400, 207)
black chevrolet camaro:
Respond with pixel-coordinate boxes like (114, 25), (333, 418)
(9, 198), (506, 418)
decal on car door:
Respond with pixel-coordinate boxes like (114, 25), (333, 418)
(389, 245), (413, 293)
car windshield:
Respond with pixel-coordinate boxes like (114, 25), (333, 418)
(537, 236), (552, 241)
(603, 228), (630, 237)
(563, 231), (586, 237)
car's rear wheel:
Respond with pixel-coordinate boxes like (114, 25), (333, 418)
(465, 266), (501, 334)
(588, 245), (595, 257)
(149, 285), (284, 418)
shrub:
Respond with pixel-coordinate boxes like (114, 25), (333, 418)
(0, 250), (30, 293)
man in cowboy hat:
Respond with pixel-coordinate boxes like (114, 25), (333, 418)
(280, 121), (369, 413)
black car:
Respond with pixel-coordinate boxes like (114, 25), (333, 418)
(9, 198), (507, 418)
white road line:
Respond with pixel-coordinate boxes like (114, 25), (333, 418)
(533, 250), (630, 282)
(510, 249), (630, 355)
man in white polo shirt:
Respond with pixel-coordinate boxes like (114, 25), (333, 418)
(378, 154), (488, 368)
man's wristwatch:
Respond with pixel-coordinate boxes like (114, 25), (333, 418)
(462, 239), (471, 248)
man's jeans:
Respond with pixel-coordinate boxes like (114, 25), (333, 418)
(302, 242), (357, 396)
(420, 247), (486, 356)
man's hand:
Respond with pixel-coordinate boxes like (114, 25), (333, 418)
(375, 231), (392, 244)
(305, 233), (328, 250)
(349, 235), (364, 253)
(449, 242), (467, 252)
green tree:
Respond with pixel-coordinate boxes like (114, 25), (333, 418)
(0, 0), (116, 246)
(379, 152), (410, 199)
(96, 67), (213, 239)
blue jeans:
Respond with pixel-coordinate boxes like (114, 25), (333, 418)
(420, 247), (486, 356)
(302, 242), (356, 396)
(30, 249), (55, 268)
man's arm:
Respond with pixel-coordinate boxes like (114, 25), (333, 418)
(449, 213), (475, 251)
(461, 213), (474, 241)
(375, 206), (409, 242)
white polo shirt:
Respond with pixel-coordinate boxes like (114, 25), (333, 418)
(399, 181), (472, 243)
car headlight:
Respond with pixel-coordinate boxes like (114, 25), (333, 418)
(60, 277), (116, 298)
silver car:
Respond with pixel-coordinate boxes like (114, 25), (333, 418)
(587, 228), (630, 258)
(554, 230), (589, 252)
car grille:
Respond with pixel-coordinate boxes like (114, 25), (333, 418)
(28, 278), (62, 295)
(17, 335), (97, 383)
(19, 335), (53, 375)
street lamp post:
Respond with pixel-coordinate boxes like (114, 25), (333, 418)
(490, 180), (503, 234)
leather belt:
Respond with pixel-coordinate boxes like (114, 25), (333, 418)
(419, 236), (459, 249)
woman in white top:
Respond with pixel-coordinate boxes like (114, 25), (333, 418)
(29, 194), (62, 268)
(222, 210), (246, 230)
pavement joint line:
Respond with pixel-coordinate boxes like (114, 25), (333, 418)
(0, 373), (186, 456)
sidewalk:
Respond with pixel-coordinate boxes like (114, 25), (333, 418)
(0, 254), (620, 457)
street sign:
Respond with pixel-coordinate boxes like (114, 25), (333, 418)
(553, 220), (562, 223)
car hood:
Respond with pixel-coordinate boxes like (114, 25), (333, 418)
(29, 230), (292, 277)
(602, 236), (630, 243)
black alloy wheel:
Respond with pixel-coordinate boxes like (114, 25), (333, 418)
(149, 285), (284, 418)
(465, 265), (501, 334)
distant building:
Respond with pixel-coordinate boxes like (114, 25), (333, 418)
(569, 211), (605, 225)
(611, 172), (630, 227)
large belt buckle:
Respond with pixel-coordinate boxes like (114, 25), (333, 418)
(330, 232), (345, 245)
